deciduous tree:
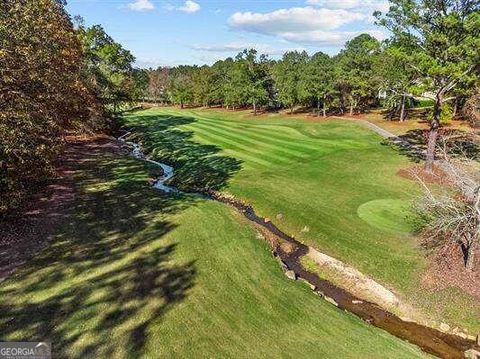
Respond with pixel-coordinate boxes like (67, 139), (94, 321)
(0, 0), (104, 213)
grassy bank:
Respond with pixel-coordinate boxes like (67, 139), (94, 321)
(122, 107), (480, 332)
(0, 139), (424, 358)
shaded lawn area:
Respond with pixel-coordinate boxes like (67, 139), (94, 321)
(0, 143), (425, 358)
(122, 107), (480, 332)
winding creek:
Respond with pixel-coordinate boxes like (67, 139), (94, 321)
(118, 132), (478, 359)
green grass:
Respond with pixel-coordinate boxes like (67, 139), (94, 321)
(123, 108), (423, 289)
(122, 107), (480, 332)
(0, 149), (425, 358)
(357, 199), (414, 235)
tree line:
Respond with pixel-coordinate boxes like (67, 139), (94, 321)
(0, 0), (140, 214)
(140, 0), (479, 172)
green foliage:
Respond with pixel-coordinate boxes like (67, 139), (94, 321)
(131, 68), (149, 101)
(272, 51), (309, 112)
(168, 66), (194, 108)
(76, 23), (136, 112)
(298, 52), (335, 114)
(233, 49), (271, 111)
(0, 0), (98, 214)
(375, 0), (480, 120)
(335, 34), (382, 113)
(427, 103), (454, 125)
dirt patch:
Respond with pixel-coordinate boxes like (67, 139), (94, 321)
(423, 243), (480, 301)
(397, 165), (451, 185)
(0, 134), (123, 281)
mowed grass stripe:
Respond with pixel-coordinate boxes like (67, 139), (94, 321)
(181, 115), (326, 153)
(162, 109), (316, 145)
(181, 111), (315, 141)
(182, 124), (288, 166)
(183, 126), (281, 167)
(184, 121), (310, 160)
(186, 110), (310, 138)
(184, 110), (381, 150)
(128, 110), (274, 168)
(191, 121), (314, 158)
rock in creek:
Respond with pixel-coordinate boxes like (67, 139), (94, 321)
(285, 270), (296, 280)
(324, 296), (338, 307)
(440, 323), (451, 332)
(464, 349), (480, 359)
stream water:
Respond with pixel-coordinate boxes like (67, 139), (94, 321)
(119, 132), (176, 193)
(118, 132), (478, 359)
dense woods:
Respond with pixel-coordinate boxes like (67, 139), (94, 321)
(140, 37), (385, 117)
(0, 0), (137, 214)
(1, 0), (478, 216)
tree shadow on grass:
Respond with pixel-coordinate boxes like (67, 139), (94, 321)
(124, 113), (243, 192)
(382, 129), (480, 163)
(0, 140), (198, 358)
(381, 130), (426, 163)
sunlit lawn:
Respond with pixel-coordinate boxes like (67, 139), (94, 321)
(0, 150), (424, 358)
(122, 107), (480, 332)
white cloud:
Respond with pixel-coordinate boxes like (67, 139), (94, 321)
(181, 0), (200, 13)
(135, 57), (166, 68)
(228, 7), (365, 34)
(193, 42), (259, 52)
(192, 42), (306, 55)
(127, 0), (155, 11)
(226, 6), (384, 47)
(281, 29), (387, 46)
(306, 0), (389, 13)
(165, 0), (200, 13)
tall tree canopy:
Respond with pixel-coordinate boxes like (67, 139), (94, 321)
(0, 0), (97, 213)
(272, 51), (309, 113)
(168, 66), (194, 108)
(0, 0), (138, 214)
(76, 23), (136, 112)
(234, 49), (271, 115)
(299, 52), (335, 117)
(375, 0), (480, 170)
(335, 34), (381, 115)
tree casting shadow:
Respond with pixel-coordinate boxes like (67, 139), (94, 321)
(124, 113), (243, 192)
(0, 140), (198, 358)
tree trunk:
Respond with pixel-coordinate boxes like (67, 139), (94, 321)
(180, 102), (184, 109)
(399, 95), (406, 122)
(322, 95), (327, 118)
(466, 240), (477, 271)
(316, 99), (320, 117)
(349, 98), (354, 116)
(253, 101), (257, 116)
(290, 105), (294, 114)
(453, 97), (458, 118)
(425, 94), (442, 172)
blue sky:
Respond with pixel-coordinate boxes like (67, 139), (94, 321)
(66, 0), (390, 68)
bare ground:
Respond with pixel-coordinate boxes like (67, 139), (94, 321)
(0, 134), (123, 281)
(423, 243), (480, 301)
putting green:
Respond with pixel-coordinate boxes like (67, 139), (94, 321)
(357, 199), (413, 235)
